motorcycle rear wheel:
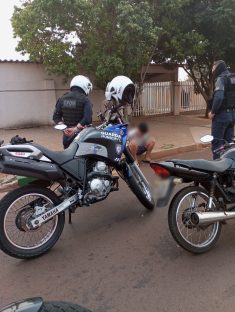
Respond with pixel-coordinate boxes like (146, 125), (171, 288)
(0, 185), (65, 259)
(168, 186), (222, 254)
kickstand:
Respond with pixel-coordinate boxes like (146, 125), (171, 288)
(69, 210), (72, 224)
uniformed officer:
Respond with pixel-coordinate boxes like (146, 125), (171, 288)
(209, 61), (235, 159)
(53, 75), (93, 149)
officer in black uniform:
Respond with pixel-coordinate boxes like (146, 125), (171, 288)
(53, 75), (93, 149)
(209, 61), (235, 159)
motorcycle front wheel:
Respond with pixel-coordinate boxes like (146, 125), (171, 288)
(0, 185), (65, 259)
(127, 164), (155, 210)
(168, 186), (221, 254)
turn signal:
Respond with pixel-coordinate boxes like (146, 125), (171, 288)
(150, 164), (170, 178)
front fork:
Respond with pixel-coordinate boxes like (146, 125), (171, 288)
(122, 147), (150, 186)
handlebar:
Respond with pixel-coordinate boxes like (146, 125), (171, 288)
(96, 102), (126, 130)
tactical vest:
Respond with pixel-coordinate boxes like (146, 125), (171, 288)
(61, 90), (85, 127)
(223, 74), (235, 110)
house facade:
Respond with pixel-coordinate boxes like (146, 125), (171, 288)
(0, 60), (104, 129)
(0, 60), (199, 129)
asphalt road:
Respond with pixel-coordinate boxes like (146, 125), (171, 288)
(1, 147), (235, 312)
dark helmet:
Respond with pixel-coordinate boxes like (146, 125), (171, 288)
(212, 60), (228, 79)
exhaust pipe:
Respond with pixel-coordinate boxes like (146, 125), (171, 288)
(191, 211), (235, 226)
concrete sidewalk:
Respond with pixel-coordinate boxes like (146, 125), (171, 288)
(0, 113), (211, 159)
(140, 113), (211, 158)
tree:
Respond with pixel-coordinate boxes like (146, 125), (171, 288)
(153, 0), (235, 103)
(12, 0), (158, 89)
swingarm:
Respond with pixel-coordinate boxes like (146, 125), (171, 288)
(30, 194), (79, 228)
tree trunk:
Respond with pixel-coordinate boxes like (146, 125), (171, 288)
(132, 82), (144, 117)
(205, 102), (210, 118)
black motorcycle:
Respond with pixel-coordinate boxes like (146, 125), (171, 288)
(0, 102), (154, 259)
(151, 135), (235, 254)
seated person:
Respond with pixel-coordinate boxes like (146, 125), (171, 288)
(128, 122), (156, 163)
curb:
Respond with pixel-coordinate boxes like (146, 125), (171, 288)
(151, 143), (210, 160)
(0, 180), (18, 193)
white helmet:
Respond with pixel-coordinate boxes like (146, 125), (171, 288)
(70, 75), (93, 95)
(105, 76), (136, 104)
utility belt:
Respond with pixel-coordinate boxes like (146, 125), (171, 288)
(221, 108), (235, 113)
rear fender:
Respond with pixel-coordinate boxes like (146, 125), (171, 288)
(0, 144), (51, 162)
(151, 162), (210, 208)
(151, 161), (211, 182)
(0, 156), (64, 181)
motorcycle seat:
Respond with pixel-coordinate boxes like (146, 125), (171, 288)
(170, 158), (233, 173)
(33, 141), (78, 165)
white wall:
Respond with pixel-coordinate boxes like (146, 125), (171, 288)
(0, 62), (104, 129)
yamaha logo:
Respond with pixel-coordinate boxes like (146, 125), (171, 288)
(41, 207), (59, 221)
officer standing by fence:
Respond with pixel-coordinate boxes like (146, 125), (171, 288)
(53, 75), (93, 149)
(209, 60), (235, 159)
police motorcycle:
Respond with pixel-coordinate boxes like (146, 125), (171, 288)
(0, 298), (91, 312)
(150, 135), (235, 254)
(0, 76), (154, 259)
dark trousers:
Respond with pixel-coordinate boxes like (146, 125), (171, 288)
(63, 134), (76, 149)
(212, 112), (235, 159)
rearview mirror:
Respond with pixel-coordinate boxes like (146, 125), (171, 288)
(200, 135), (214, 143)
(54, 124), (67, 131)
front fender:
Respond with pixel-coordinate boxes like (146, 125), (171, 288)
(0, 298), (43, 312)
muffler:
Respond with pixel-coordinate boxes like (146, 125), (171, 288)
(191, 211), (235, 226)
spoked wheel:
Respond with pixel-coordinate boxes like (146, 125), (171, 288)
(168, 186), (221, 254)
(0, 186), (65, 259)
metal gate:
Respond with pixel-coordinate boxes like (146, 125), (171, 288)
(134, 82), (173, 116)
(134, 81), (206, 116)
(180, 81), (206, 112)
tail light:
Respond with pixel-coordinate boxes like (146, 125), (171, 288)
(150, 164), (170, 178)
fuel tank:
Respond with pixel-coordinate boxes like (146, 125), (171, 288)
(74, 125), (128, 162)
